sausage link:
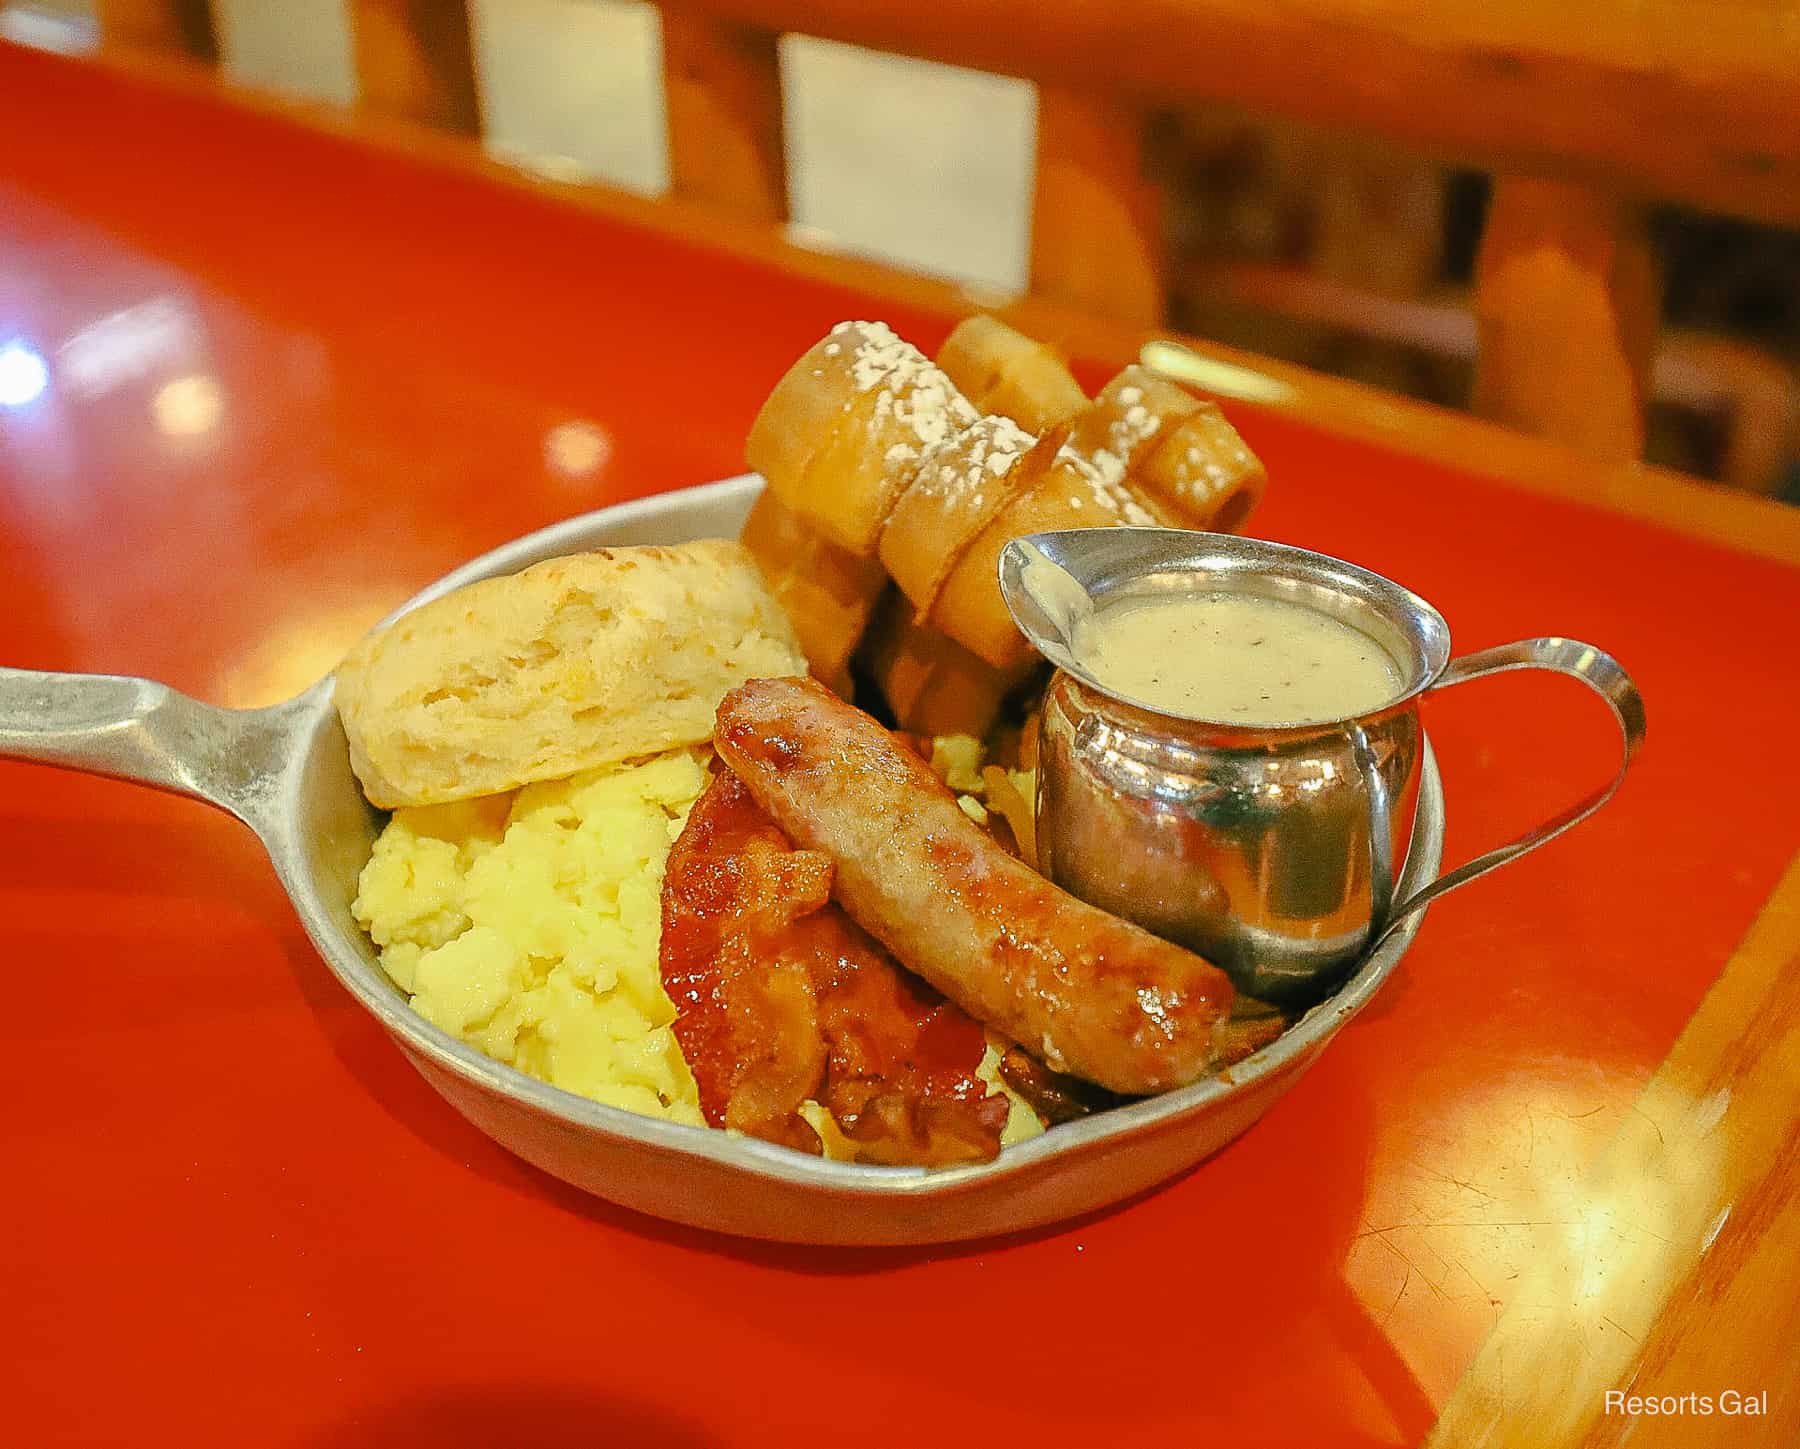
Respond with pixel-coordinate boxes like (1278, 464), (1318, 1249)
(714, 676), (1240, 1094)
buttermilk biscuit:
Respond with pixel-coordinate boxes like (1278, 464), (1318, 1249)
(335, 540), (807, 808)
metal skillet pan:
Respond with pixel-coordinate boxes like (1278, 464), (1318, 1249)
(0, 475), (1442, 1245)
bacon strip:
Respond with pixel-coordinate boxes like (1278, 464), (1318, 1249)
(660, 771), (1008, 1165)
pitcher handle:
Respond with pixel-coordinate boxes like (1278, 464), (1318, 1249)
(1374, 637), (1645, 944)
(0, 665), (299, 837)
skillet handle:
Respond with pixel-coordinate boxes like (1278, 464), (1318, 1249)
(0, 666), (293, 834)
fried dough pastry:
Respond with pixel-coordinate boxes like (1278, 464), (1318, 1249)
(1137, 399), (1267, 533)
(859, 590), (1031, 739)
(1074, 364), (1265, 532)
(745, 321), (979, 556)
(740, 317), (1268, 710)
(660, 769), (1008, 1165)
(928, 446), (1165, 668)
(877, 413), (1047, 616)
(739, 489), (886, 695)
(935, 315), (1088, 433)
(1062, 365), (1185, 492)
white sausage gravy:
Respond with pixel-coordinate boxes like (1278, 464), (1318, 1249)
(1071, 590), (1404, 726)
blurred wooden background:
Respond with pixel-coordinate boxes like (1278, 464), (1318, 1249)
(11, 0), (1797, 499)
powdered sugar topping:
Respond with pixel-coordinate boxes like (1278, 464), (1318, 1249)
(833, 321), (979, 467)
(1052, 445), (1160, 526)
(900, 413), (1036, 532)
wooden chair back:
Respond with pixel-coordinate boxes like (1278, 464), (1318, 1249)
(94, 0), (1800, 477)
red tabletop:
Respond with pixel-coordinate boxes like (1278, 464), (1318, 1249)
(4, 38), (1798, 1449)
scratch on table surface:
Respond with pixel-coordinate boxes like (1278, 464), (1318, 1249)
(1356, 1219), (1577, 1236)
(1380, 1266), (1413, 1328)
(1359, 1215), (1592, 1313)
(1363, 1224), (1514, 1307)
(1367, 1231), (1452, 1300)
(1425, 1164), (1501, 1203)
(1618, 1217), (1674, 1246)
(1630, 1100), (1667, 1148)
(1601, 1314), (1642, 1345)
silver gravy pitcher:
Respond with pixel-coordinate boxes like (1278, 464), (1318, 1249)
(1000, 529), (1645, 1002)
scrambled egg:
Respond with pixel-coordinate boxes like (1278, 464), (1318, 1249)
(353, 749), (710, 1126)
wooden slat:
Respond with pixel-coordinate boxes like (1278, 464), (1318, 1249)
(661, 10), (787, 222)
(95, 0), (217, 60)
(1179, 259), (1800, 495)
(347, 0), (481, 135)
(25, 36), (1800, 574)
(654, 0), (1800, 227)
(1471, 176), (1660, 462)
(1427, 849), (1800, 1446)
(1693, 336), (1800, 498)
(1029, 87), (1163, 325)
